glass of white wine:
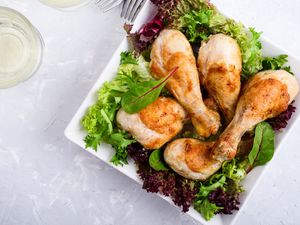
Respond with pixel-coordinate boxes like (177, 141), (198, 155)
(0, 7), (44, 89)
(39, 0), (92, 10)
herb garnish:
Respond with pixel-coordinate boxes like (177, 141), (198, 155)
(121, 67), (178, 114)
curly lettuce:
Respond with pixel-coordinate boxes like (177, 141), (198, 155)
(81, 52), (152, 165)
(262, 54), (293, 74)
(193, 159), (246, 220)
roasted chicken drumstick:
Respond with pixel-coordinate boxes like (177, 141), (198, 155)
(150, 29), (221, 138)
(211, 70), (299, 161)
(198, 33), (242, 122)
(164, 138), (221, 180)
(117, 97), (187, 149)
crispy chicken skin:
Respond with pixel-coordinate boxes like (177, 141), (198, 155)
(150, 29), (221, 138)
(116, 97), (187, 149)
(211, 70), (299, 161)
(164, 138), (222, 180)
(198, 34), (242, 122)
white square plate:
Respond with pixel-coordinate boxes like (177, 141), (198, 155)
(64, 1), (300, 224)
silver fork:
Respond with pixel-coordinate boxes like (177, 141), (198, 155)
(95, 0), (123, 12)
(121, 0), (146, 22)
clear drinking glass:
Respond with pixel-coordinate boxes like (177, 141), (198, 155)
(0, 7), (44, 89)
(39, 0), (92, 10)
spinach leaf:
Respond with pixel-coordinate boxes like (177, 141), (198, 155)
(149, 149), (169, 171)
(248, 122), (275, 167)
(121, 67), (178, 114)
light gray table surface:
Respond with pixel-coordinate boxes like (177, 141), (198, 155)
(0, 0), (300, 225)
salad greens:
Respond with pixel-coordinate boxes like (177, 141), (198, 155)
(82, 52), (153, 165)
(248, 122), (275, 169)
(149, 149), (169, 171)
(120, 51), (138, 65)
(194, 121), (275, 221)
(177, 5), (263, 78)
(262, 54), (288, 70)
(194, 120), (275, 220)
(121, 67), (178, 114)
(194, 159), (246, 220)
(262, 54), (293, 74)
(197, 198), (222, 220)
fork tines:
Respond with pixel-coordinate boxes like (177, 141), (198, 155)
(96, 0), (123, 12)
(121, 0), (146, 22)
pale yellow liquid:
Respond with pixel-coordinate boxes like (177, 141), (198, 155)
(0, 33), (26, 73)
(0, 7), (43, 88)
(39, 0), (91, 8)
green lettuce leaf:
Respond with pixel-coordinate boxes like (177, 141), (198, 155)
(248, 122), (275, 168)
(222, 159), (246, 182)
(262, 54), (293, 74)
(133, 56), (153, 80)
(120, 51), (138, 65)
(81, 52), (152, 166)
(107, 133), (136, 165)
(262, 54), (288, 70)
(194, 175), (225, 221)
(118, 56), (153, 82)
(193, 159), (246, 221)
(197, 199), (222, 221)
(149, 149), (169, 171)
